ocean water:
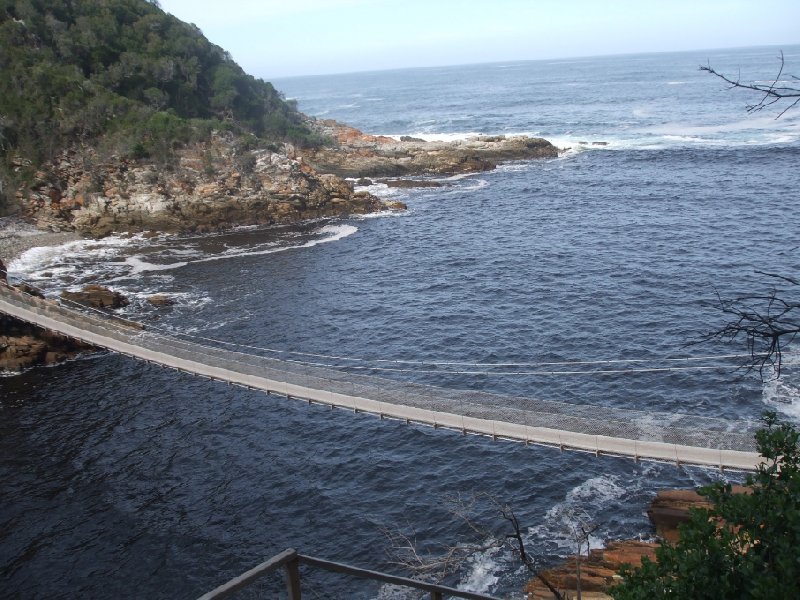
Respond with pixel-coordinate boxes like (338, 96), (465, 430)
(2, 46), (800, 598)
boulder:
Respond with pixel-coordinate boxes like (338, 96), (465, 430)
(647, 486), (749, 543)
(0, 315), (95, 372)
(61, 285), (130, 309)
(147, 294), (175, 307)
(383, 200), (408, 210)
(14, 283), (46, 298)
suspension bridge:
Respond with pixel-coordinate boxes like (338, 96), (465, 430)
(0, 281), (762, 470)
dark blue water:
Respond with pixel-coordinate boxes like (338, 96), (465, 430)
(3, 46), (800, 598)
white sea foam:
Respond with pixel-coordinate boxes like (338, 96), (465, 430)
(9, 234), (135, 277)
(380, 132), (481, 143)
(136, 224), (360, 272)
(523, 475), (630, 557)
(127, 255), (189, 275)
(458, 545), (502, 594)
(355, 209), (410, 219)
(8, 224), (360, 292)
(458, 178), (489, 192)
(762, 355), (800, 421)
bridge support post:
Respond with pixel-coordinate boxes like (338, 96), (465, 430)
(284, 555), (302, 600)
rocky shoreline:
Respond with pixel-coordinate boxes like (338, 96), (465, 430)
(525, 487), (748, 599)
(15, 120), (558, 238)
(302, 119), (558, 178)
(0, 217), (81, 264)
(1, 120), (559, 372)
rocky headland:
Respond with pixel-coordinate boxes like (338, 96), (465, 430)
(2, 120), (559, 371)
(20, 132), (393, 238)
(525, 486), (749, 599)
(16, 121), (558, 238)
(302, 119), (559, 178)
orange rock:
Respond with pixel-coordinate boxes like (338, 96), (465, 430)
(525, 540), (659, 600)
(647, 487), (749, 543)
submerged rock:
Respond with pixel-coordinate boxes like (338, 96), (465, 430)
(147, 294), (175, 307)
(380, 179), (443, 188)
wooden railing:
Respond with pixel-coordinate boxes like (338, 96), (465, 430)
(196, 548), (501, 600)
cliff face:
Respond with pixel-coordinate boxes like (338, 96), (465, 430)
(22, 133), (397, 237)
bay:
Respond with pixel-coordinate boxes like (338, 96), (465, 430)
(2, 45), (799, 598)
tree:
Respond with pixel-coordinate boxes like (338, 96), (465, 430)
(700, 50), (800, 117)
(611, 412), (800, 599)
(383, 493), (566, 599)
(706, 272), (800, 377)
(700, 53), (799, 374)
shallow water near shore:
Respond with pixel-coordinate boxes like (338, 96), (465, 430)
(2, 46), (800, 598)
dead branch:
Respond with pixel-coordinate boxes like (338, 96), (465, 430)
(700, 51), (800, 118)
(382, 493), (564, 599)
(705, 273), (800, 378)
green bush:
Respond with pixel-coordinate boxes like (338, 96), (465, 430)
(612, 412), (800, 600)
(0, 0), (327, 208)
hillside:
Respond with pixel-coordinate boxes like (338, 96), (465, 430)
(0, 0), (556, 235)
(0, 0), (323, 213)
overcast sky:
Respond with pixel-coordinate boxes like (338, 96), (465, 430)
(159, 0), (799, 79)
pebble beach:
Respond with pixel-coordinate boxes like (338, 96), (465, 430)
(0, 217), (81, 266)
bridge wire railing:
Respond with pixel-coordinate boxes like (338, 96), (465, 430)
(0, 281), (760, 457)
(2, 288), (757, 452)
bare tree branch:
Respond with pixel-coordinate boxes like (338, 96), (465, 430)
(705, 273), (800, 378)
(382, 493), (564, 599)
(700, 51), (800, 118)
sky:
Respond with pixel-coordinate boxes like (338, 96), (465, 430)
(158, 0), (800, 79)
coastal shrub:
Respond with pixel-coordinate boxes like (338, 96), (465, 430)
(612, 411), (800, 599)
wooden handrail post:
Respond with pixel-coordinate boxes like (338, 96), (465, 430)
(431, 591), (443, 600)
(285, 555), (302, 600)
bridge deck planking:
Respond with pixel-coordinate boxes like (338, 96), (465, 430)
(0, 285), (761, 470)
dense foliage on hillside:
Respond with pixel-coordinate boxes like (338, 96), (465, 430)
(0, 0), (322, 210)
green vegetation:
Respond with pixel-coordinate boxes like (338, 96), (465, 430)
(0, 0), (324, 211)
(612, 412), (800, 599)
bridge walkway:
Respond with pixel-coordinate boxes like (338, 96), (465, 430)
(0, 283), (761, 470)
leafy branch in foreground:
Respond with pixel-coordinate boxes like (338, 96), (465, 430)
(612, 412), (800, 599)
(700, 50), (800, 118)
